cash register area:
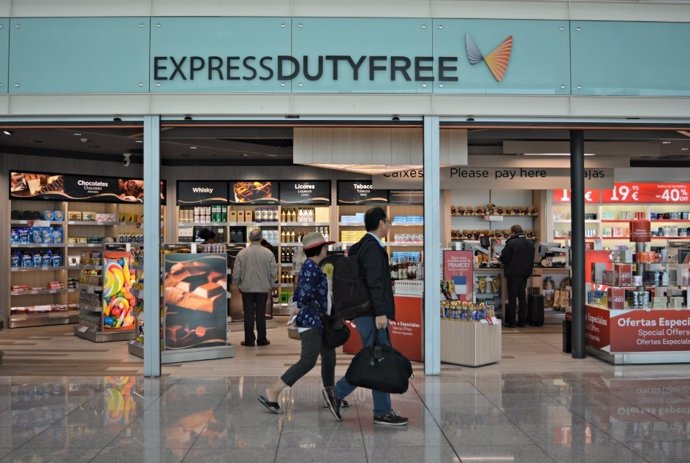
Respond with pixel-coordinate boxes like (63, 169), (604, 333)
(0, 323), (688, 463)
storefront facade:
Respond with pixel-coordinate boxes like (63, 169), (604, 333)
(1, 1), (690, 375)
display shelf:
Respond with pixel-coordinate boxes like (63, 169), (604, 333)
(178, 222), (228, 228)
(74, 326), (134, 342)
(441, 319), (502, 367)
(78, 302), (102, 313)
(11, 266), (65, 272)
(387, 242), (424, 247)
(280, 222), (330, 227)
(11, 288), (67, 296)
(67, 243), (105, 248)
(390, 222), (424, 227)
(77, 283), (103, 292)
(451, 213), (538, 218)
(67, 265), (102, 271)
(553, 219), (600, 224)
(339, 222), (365, 227)
(280, 263), (293, 267)
(233, 221), (279, 227)
(11, 220), (64, 225)
(11, 243), (65, 249)
(67, 221), (118, 226)
(9, 310), (80, 329)
(281, 243), (303, 247)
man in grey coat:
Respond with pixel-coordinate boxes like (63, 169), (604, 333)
(233, 228), (277, 346)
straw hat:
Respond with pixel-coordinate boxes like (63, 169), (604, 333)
(302, 231), (335, 250)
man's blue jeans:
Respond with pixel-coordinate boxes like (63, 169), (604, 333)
(334, 315), (392, 416)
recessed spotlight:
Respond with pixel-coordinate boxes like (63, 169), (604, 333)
(135, 140), (143, 144)
(2, 130), (13, 136)
(189, 146), (197, 150)
(267, 154), (279, 158)
(682, 147), (689, 151)
(241, 153), (250, 158)
(73, 132), (82, 137)
(662, 141), (672, 144)
(80, 137), (88, 143)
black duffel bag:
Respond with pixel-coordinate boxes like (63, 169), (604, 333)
(345, 339), (413, 394)
(320, 313), (350, 349)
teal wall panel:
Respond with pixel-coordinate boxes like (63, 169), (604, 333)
(571, 21), (690, 96)
(0, 19), (8, 93)
(9, 18), (150, 94)
(291, 18), (433, 93)
(150, 17), (291, 93)
(433, 19), (570, 95)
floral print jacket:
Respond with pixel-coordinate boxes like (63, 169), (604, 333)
(294, 258), (328, 331)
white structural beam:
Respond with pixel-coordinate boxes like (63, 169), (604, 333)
(143, 115), (162, 377)
(423, 115), (441, 376)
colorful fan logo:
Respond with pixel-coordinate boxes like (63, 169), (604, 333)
(465, 33), (513, 82)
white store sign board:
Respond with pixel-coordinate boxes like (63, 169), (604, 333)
(373, 167), (614, 190)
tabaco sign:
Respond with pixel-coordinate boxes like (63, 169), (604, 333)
(279, 180), (331, 205)
(337, 181), (388, 205)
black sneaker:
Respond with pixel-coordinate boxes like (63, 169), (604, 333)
(322, 394), (349, 409)
(373, 411), (408, 426)
(322, 387), (342, 421)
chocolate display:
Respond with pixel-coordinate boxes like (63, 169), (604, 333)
(164, 254), (228, 350)
(232, 181), (273, 203)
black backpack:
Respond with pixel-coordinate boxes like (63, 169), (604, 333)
(332, 243), (373, 320)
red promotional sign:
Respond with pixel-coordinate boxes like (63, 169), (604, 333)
(552, 189), (600, 204)
(586, 305), (690, 352)
(443, 250), (474, 301)
(343, 295), (423, 362)
(602, 183), (690, 203)
(629, 220), (651, 242)
(585, 305), (611, 349)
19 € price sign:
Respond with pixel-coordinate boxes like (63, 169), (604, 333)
(603, 183), (690, 203)
(555, 183), (690, 204)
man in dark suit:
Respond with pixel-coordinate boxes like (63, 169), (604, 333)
(326, 207), (408, 426)
(499, 224), (535, 327)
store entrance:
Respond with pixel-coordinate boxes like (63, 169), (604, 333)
(2, 120), (690, 374)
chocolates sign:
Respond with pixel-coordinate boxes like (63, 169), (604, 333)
(10, 171), (146, 203)
(177, 181), (228, 205)
(337, 181), (389, 205)
(279, 180), (331, 205)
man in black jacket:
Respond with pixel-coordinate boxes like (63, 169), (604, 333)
(499, 224), (535, 328)
(326, 207), (408, 426)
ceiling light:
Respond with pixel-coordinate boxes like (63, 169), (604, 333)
(662, 141), (672, 144)
(267, 154), (279, 158)
(682, 147), (689, 151)
(2, 130), (13, 136)
(80, 137), (88, 143)
(73, 132), (82, 137)
(189, 146), (197, 150)
(241, 153), (250, 158)
(522, 153), (595, 157)
(135, 140), (143, 144)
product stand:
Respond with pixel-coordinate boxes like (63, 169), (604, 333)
(585, 240), (690, 365)
(440, 318), (502, 367)
(9, 198), (145, 329)
(74, 244), (140, 343)
(128, 246), (235, 364)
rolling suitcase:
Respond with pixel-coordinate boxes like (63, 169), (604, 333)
(527, 294), (544, 326)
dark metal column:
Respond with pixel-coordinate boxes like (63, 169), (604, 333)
(570, 130), (586, 359)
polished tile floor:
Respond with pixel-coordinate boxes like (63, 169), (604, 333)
(0, 323), (689, 462)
